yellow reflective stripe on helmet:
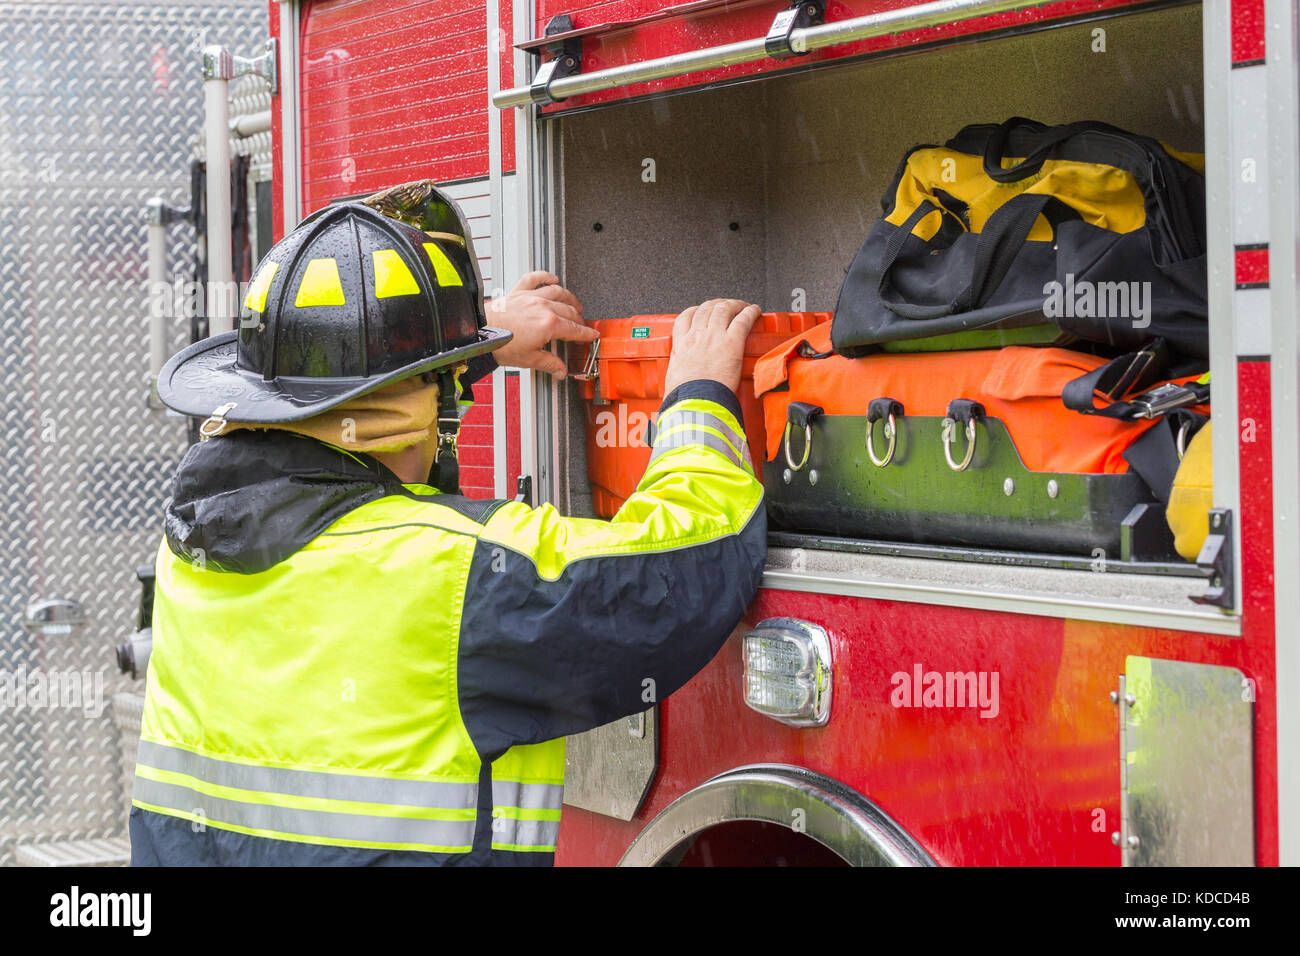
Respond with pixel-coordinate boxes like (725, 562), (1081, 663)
(371, 248), (421, 298)
(295, 257), (346, 307)
(244, 261), (278, 312)
(422, 242), (464, 287)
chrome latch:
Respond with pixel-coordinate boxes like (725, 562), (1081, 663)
(527, 15), (583, 105)
(765, 1), (825, 60)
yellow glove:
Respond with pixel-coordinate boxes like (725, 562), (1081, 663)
(1166, 422), (1213, 562)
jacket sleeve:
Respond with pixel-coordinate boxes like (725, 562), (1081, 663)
(455, 379), (767, 756)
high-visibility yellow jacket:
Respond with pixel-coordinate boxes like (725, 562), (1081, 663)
(129, 381), (766, 866)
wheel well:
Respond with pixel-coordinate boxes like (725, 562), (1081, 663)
(619, 763), (935, 867)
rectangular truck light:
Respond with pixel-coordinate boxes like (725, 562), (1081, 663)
(742, 617), (832, 727)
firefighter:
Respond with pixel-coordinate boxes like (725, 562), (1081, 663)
(131, 196), (766, 865)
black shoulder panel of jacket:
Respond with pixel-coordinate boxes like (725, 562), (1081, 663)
(660, 378), (744, 424)
(164, 431), (397, 574)
(455, 506), (766, 757)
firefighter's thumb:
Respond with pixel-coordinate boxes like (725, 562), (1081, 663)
(535, 350), (568, 379)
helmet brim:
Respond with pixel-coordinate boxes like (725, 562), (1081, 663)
(156, 326), (512, 424)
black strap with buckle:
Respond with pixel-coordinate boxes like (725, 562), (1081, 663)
(427, 367), (462, 494)
(1061, 339), (1173, 419)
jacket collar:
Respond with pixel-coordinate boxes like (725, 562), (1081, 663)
(164, 430), (405, 574)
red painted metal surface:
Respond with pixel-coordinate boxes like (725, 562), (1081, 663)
(297, 0), (494, 213)
(269, 0), (283, 243)
(1235, 245), (1269, 288)
(1230, 0), (1266, 66)
(559, 593), (1274, 866)
(530, 0), (1167, 112)
(505, 370), (523, 494)
(1236, 359), (1276, 865)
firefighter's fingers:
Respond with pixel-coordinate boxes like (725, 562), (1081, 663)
(512, 270), (560, 293)
(533, 350), (569, 379)
(527, 282), (584, 313)
(546, 315), (600, 343)
(527, 298), (583, 326)
(673, 305), (699, 340)
(705, 298), (753, 333)
(724, 304), (762, 344)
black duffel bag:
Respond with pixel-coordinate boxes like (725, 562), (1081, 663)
(830, 117), (1208, 362)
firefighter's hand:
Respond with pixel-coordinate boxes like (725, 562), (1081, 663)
(486, 271), (597, 379)
(664, 299), (762, 396)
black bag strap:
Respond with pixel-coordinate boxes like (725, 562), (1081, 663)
(879, 192), (1079, 320)
(1061, 341), (1170, 419)
(1122, 410), (1209, 504)
(981, 116), (1103, 183)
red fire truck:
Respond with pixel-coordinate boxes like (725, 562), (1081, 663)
(259, 0), (1296, 866)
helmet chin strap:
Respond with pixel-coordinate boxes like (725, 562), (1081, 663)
(425, 367), (462, 494)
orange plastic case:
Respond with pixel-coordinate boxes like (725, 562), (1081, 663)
(580, 312), (829, 517)
(753, 320), (1207, 475)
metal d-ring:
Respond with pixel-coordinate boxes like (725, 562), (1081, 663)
(942, 416), (978, 472)
(1176, 420), (1191, 460)
(866, 413), (897, 467)
(784, 421), (813, 472)
(198, 402), (238, 441)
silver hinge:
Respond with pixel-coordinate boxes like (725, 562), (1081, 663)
(203, 38), (278, 94)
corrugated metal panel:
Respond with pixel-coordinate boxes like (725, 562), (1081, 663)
(299, 0), (493, 210)
(0, 0), (267, 867)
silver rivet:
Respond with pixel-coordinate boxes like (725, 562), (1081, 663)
(1003, 477), (1015, 496)
(783, 468), (792, 484)
(1111, 831), (1121, 846)
(1047, 479), (1059, 498)
(809, 469), (819, 485)
(1126, 835), (1140, 849)
(1124, 694), (1136, 707)
(1109, 690), (1120, 704)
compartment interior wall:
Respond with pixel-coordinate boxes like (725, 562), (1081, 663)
(555, 3), (1204, 520)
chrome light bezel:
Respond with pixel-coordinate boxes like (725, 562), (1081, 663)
(742, 617), (832, 727)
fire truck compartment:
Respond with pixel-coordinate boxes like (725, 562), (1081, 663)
(544, 3), (1231, 625)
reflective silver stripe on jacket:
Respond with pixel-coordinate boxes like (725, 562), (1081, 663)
(492, 817), (561, 851)
(137, 740), (478, 808)
(134, 775), (477, 849)
(649, 408), (752, 471)
(134, 740), (477, 850)
(492, 779), (562, 851)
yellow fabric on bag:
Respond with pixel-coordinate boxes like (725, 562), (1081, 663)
(885, 149), (1180, 242)
(1167, 422), (1213, 562)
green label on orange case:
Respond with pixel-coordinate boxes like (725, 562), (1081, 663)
(632, 327), (650, 338)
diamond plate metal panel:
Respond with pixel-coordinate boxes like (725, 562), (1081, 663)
(0, 0), (266, 866)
